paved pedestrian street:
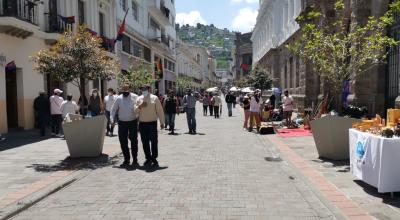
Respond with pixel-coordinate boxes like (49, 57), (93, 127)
(6, 104), (340, 220)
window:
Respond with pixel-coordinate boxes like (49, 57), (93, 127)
(144, 47), (151, 62)
(132, 40), (143, 58)
(132, 0), (138, 21)
(78, 0), (85, 25)
(122, 35), (130, 53)
(296, 57), (300, 87)
(289, 57), (293, 88)
(99, 12), (105, 36)
(120, 0), (127, 11)
(149, 18), (159, 31)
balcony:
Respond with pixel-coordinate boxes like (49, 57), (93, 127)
(44, 14), (73, 33)
(148, 1), (171, 27)
(0, 0), (39, 38)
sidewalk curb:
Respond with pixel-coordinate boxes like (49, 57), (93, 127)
(265, 135), (373, 220)
(0, 146), (121, 220)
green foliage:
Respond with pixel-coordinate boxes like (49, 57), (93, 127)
(32, 26), (119, 96)
(176, 75), (192, 91)
(217, 59), (230, 69)
(289, 0), (400, 93)
(119, 58), (155, 91)
(245, 66), (272, 91)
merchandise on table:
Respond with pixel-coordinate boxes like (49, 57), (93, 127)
(352, 109), (400, 138)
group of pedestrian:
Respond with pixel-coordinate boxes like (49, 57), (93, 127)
(241, 89), (295, 131)
(201, 92), (224, 119)
(110, 84), (164, 168)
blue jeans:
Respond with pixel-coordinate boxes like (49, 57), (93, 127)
(186, 108), (196, 131)
(165, 113), (176, 131)
(227, 103), (233, 116)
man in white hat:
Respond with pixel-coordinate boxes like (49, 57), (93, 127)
(50, 89), (64, 137)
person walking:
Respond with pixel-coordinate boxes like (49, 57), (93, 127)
(249, 91), (262, 132)
(111, 85), (139, 168)
(269, 93), (276, 109)
(60, 94), (79, 118)
(242, 95), (251, 130)
(183, 89), (197, 134)
(104, 88), (117, 136)
(88, 89), (103, 117)
(202, 93), (209, 116)
(163, 90), (179, 134)
(225, 91), (235, 117)
(282, 90), (294, 127)
(136, 85), (165, 167)
(212, 93), (222, 119)
(49, 89), (64, 137)
(208, 93), (214, 116)
(34, 91), (50, 136)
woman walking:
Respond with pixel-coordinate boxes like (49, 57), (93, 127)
(202, 93), (209, 116)
(88, 89), (103, 116)
(242, 95), (251, 130)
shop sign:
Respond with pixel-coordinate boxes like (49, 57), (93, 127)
(0, 53), (6, 67)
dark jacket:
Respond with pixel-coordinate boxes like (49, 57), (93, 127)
(34, 95), (50, 116)
(164, 96), (178, 114)
(225, 94), (236, 104)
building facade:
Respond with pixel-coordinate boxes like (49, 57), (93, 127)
(233, 32), (253, 81)
(117, 0), (177, 95)
(0, 0), (118, 133)
(252, 0), (392, 115)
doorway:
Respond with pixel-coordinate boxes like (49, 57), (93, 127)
(5, 69), (18, 128)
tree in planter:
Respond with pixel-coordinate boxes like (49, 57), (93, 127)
(289, 0), (400, 116)
(32, 25), (119, 104)
(246, 66), (272, 91)
(118, 58), (156, 93)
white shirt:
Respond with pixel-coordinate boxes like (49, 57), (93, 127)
(250, 96), (262, 112)
(111, 93), (138, 123)
(283, 95), (294, 111)
(60, 101), (79, 118)
(104, 94), (117, 112)
(50, 95), (64, 115)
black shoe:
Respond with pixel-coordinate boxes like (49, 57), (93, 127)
(120, 161), (130, 168)
(152, 159), (159, 167)
(131, 160), (139, 167)
(189, 130), (193, 134)
(143, 160), (152, 167)
(193, 130), (196, 134)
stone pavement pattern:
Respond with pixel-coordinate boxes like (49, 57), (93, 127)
(274, 136), (400, 220)
(12, 103), (339, 220)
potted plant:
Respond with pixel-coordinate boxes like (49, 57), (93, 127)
(32, 26), (119, 158)
(289, 0), (400, 159)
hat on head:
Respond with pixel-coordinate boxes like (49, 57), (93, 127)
(54, 89), (63, 94)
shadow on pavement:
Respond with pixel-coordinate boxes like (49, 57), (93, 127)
(311, 158), (350, 173)
(114, 164), (168, 173)
(353, 180), (400, 207)
(27, 154), (119, 172)
(0, 129), (51, 152)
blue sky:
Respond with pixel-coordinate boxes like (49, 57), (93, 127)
(176, 0), (259, 33)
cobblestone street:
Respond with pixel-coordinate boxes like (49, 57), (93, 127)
(9, 104), (340, 219)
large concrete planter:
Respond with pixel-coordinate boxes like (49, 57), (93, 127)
(62, 115), (107, 158)
(310, 116), (359, 160)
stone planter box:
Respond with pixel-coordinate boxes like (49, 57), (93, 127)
(310, 115), (360, 160)
(62, 115), (107, 158)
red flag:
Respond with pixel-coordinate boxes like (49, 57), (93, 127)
(115, 9), (129, 42)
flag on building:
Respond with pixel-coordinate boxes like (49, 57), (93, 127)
(58, 15), (75, 24)
(115, 9), (129, 42)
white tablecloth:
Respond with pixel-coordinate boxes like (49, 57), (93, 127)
(350, 129), (400, 193)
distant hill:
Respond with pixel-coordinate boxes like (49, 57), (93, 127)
(175, 23), (236, 69)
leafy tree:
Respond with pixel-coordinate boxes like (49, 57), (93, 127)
(235, 77), (248, 88)
(246, 66), (272, 91)
(118, 58), (155, 92)
(289, 0), (400, 114)
(32, 25), (119, 99)
(176, 75), (192, 91)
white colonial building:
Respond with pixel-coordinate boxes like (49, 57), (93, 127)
(117, 0), (177, 95)
(0, 0), (118, 133)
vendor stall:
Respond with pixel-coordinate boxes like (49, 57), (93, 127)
(349, 129), (400, 194)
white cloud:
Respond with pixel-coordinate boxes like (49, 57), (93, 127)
(231, 7), (258, 33)
(231, 0), (258, 4)
(176, 11), (207, 26)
